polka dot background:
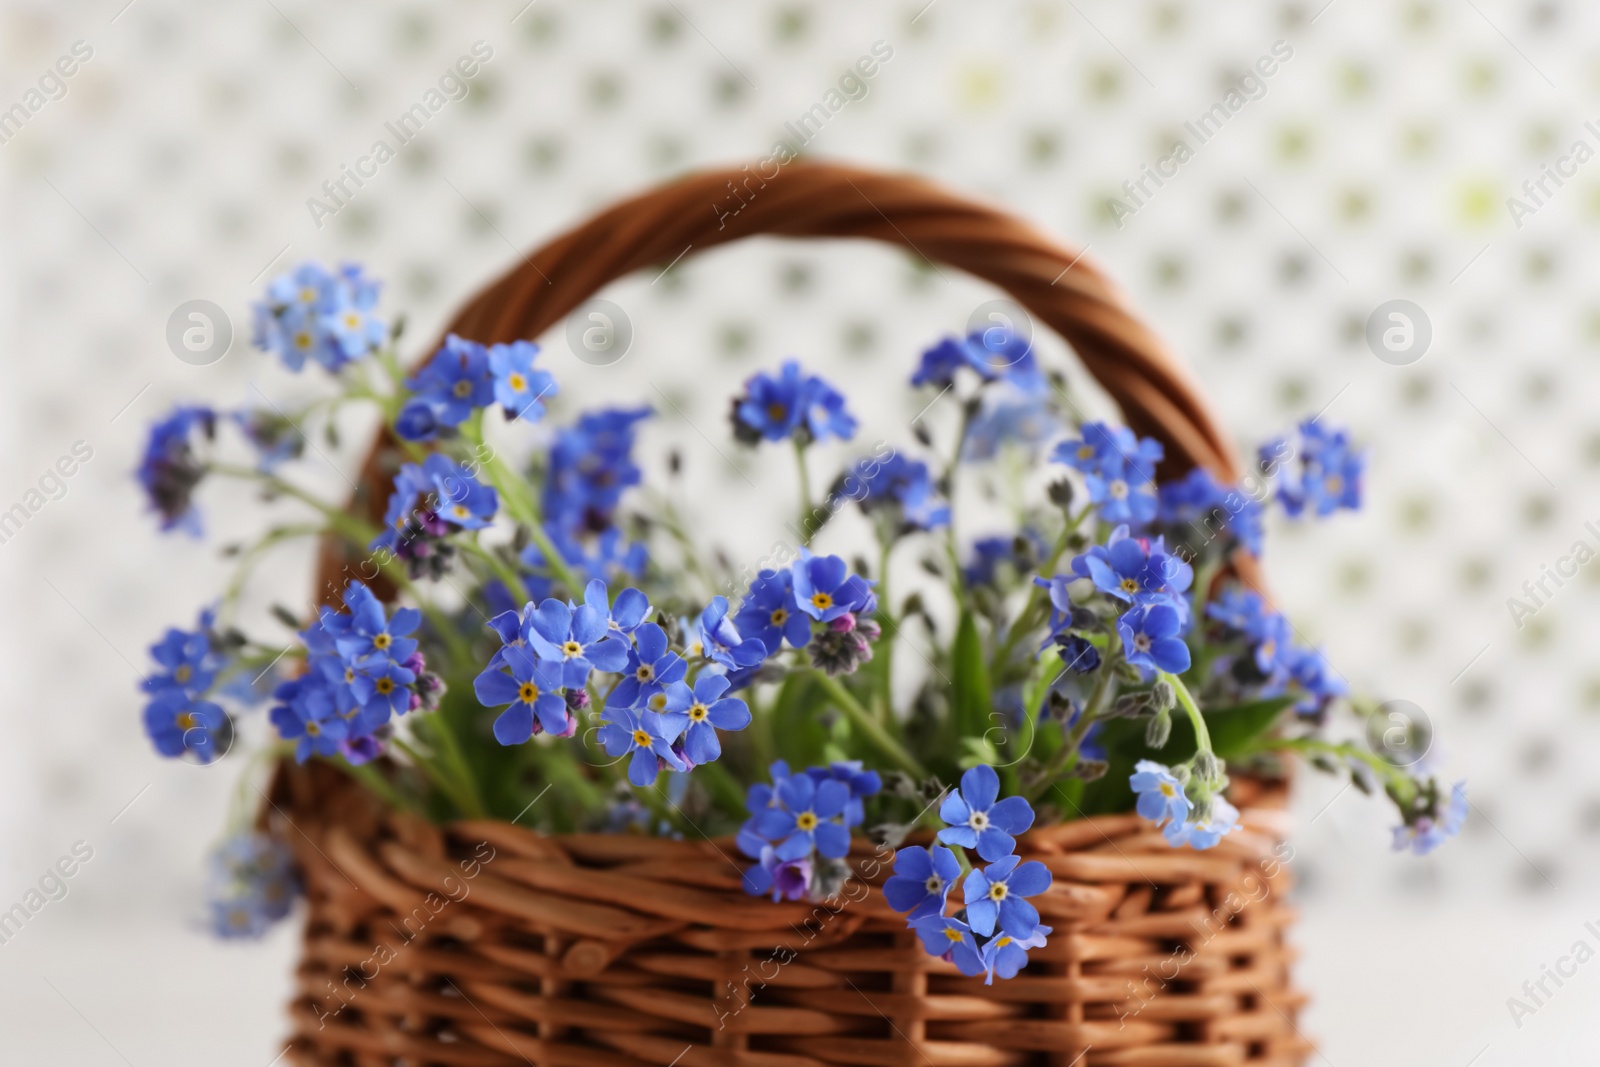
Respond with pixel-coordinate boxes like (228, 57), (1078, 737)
(1, 1), (1598, 1063)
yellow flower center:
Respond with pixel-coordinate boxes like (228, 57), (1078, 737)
(375, 677), (395, 695)
(1119, 577), (1141, 595)
(174, 664), (193, 683)
(175, 712), (197, 731)
(648, 693), (668, 712)
(1159, 782), (1175, 797)
(632, 728), (652, 748)
(993, 935), (1013, 949)
(453, 380), (473, 398)
(1108, 479), (1130, 500)
(810, 592), (833, 611)
(988, 882), (1009, 902)
(1325, 474), (1344, 494)
(306, 720), (321, 736)
(518, 682), (539, 703)
(343, 312), (361, 329)
(293, 331), (313, 350)
(688, 703), (709, 722)
(770, 607), (788, 626)
(765, 402), (787, 421)
(562, 640), (583, 658)
(636, 664), (654, 682)
(344, 667), (356, 683)
(507, 372), (528, 392)
(795, 811), (819, 831)
(298, 286), (318, 304)
(943, 926), (965, 943)
(373, 633), (392, 651)
(1076, 444), (1095, 460)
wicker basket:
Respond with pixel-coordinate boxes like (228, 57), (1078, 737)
(273, 162), (1311, 1066)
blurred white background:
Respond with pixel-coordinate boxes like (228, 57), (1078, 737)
(2, 1), (1597, 1063)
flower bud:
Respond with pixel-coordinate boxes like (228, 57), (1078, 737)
(1112, 693), (1146, 718)
(1069, 759), (1109, 781)
(1145, 709), (1172, 749)
(1046, 690), (1076, 721)
(415, 672), (446, 711)
(1069, 606), (1100, 631)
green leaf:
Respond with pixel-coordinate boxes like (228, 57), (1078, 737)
(960, 735), (1002, 769)
(1074, 694), (1297, 816)
(1023, 648), (1061, 722)
(951, 609), (994, 743)
(1050, 777), (1086, 817)
(693, 761), (749, 817)
(1205, 695), (1300, 757)
(770, 672), (829, 770)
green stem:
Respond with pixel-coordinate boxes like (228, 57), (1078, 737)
(1264, 736), (1416, 797)
(1162, 671), (1212, 755)
(209, 464), (375, 540)
(1190, 556), (1223, 633)
(810, 668), (926, 778)
(384, 565), (473, 667)
(875, 533), (895, 723)
(522, 519), (587, 599)
(748, 692), (777, 769)
(392, 735), (483, 818)
(228, 740), (294, 832)
(376, 344), (408, 394)
(1026, 637), (1119, 801)
(940, 402), (971, 491)
(940, 403), (974, 609)
(640, 783), (694, 837)
(462, 418), (587, 598)
(339, 759), (420, 814)
(943, 532), (966, 609)
(991, 505), (1090, 678)
(461, 538), (527, 599)
(793, 438), (814, 538)
(211, 462), (470, 662)
(645, 490), (723, 598)
(428, 712), (488, 818)
(220, 523), (324, 624)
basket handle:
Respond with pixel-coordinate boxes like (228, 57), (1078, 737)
(316, 161), (1239, 601)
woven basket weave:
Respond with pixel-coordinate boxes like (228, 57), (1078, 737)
(275, 162), (1310, 1065)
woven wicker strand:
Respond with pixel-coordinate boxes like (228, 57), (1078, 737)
(272, 763), (1305, 1067)
(314, 161), (1259, 603)
(281, 162), (1308, 1066)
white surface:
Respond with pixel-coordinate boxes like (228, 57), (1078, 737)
(4, 902), (1598, 1065)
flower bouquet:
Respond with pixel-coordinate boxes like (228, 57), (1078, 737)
(135, 164), (1461, 1062)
